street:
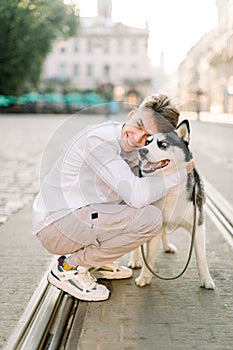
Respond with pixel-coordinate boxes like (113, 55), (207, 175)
(189, 120), (233, 206)
(0, 112), (233, 349)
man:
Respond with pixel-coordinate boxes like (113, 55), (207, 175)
(33, 93), (191, 301)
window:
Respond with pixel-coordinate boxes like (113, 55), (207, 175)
(130, 64), (137, 80)
(104, 64), (110, 78)
(104, 41), (109, 53)
(87, 41), (93, 53)
(59, 40), (67, 53)
(116, 64), (123, 79)
(87, 64), (93, 77)
(73, 64), (79, 77)
(117, 41), (123, 54)
(59, 62), (67, 80)
(131, 41), (137, 54)
(73, 41), (79, 53)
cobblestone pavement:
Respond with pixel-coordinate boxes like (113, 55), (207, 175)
(0, 114), (107, 226)
(79, 217), (233, 350)
(0, 113), (233, 349)
(0, 114), (107, 349)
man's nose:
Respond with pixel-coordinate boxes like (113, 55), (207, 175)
(134, 131), (146, 145)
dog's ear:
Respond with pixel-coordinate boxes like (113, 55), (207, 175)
(175, 119), (190, 143)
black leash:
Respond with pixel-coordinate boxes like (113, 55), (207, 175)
(141, 184), (197, 280)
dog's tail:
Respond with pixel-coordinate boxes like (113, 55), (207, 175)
(187, 168), (205, 225)
(193, 168), (205, 225)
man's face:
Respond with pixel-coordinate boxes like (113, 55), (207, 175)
(120, 109), (159, 152)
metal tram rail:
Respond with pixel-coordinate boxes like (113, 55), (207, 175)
(5, 260), (88, 350)
(5, 180), (233, 350)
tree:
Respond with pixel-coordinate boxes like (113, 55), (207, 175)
(0, 0), (79, 95)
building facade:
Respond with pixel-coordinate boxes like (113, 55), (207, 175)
(178, 0), (233, 113)
(42, 0), (152, 104)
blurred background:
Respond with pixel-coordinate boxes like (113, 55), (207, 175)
(0, 0), (232, 114)
(1, 2), (233, 349)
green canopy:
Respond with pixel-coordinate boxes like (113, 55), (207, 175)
(84, 92), (106, 105)
(0, 95), (14, 107)
(17, 92), (42, 104)
(64, 93), (84, 105)
(43, 93), (64, 104)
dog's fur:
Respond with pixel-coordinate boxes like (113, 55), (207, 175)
(128, 120), (215, 289)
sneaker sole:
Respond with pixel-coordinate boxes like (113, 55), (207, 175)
(47, 272), (110, 302)
(93, 271), (133, 280)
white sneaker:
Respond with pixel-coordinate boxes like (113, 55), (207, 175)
(91, 262), (133, 280)
(48, 257), (110, 301)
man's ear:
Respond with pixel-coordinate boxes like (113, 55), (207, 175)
(175, 119), (190, 143)
(126, 106), (138, 120)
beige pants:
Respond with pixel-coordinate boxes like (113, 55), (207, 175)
(37, 204), (162, 268)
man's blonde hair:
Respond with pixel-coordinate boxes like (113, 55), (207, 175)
(139, 93), (180, 132)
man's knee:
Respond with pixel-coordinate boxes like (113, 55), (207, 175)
(136, 205), (162, 235)
(146, 205), (163, 230)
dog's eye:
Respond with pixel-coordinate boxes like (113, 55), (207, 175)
(157, 140), (168, 150)
(145, 136), (153, 145)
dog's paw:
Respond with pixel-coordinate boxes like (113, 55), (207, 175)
(163, 243), (177, 254)
(128, 259), (142, 269)
(200, 276), (215, 290)
(135, 274), (152, 287)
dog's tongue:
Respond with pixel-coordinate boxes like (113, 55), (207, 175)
(151, 160), (169, 171)
(144, 159), (170, 172)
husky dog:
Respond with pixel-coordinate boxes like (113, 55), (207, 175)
(129, 120), (215, 290)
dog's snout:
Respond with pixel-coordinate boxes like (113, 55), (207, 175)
(139, 148), (149, 158)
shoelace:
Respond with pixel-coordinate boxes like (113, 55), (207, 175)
(60, 266), (97, 291)
(75, 268), (97, 291)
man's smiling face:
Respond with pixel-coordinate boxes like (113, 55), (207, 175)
(120, 109), (159, 152)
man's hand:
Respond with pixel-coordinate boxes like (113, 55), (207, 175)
(186, 159), (195, 173)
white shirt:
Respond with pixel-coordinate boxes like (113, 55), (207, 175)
(33, 121), (186, 234)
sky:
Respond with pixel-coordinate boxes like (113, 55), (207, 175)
(76, 0), (218, 73)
